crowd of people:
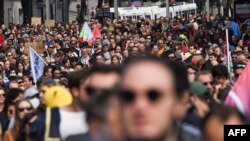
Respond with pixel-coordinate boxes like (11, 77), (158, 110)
(0, 12), (249, 141)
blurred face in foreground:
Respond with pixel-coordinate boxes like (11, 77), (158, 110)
(204, 114), (243, 141)
(120, 61), (178, 140)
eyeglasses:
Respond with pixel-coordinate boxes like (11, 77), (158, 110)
(203, 81), (213, 86)
(18, 81), (23, 84)
(0, 94), (5, 97)
(18, 107), (32, 112)
(120, 89), (162, 104)
(168, 56), (175, 60)
(85, 86), (112, 97)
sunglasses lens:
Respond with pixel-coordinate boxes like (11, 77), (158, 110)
(18, 107), (32, 112)
(121, 91), (135, 103)
(86, 87), (95, 96)
(148, 90), (161, 102)
(0, 94), (5, 97)
(18, 108), (24, 112)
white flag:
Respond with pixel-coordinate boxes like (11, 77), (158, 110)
(79, 22), (94, 44)
(29, 47), (46, 83)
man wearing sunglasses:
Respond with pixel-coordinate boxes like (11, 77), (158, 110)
(196, 71), (214, 95)
(65, 65), (121, 141)
(120, 56), (190, 141)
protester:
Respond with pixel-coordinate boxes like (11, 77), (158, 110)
(3, 99), (35, 141)
(119, 56), (190, 141)
(0, 9), (249, 141)
(202, 106), (249, 141)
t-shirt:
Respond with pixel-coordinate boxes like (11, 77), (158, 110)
(59, 109), (88, 140)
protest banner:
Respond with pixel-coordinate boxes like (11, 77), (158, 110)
(31, 17), (42, 25)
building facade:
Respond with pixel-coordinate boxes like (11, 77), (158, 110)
(3, 0), (70, 26)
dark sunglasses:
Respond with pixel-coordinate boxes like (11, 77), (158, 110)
(85, 86), (112, 97)
(0, 94), (5, 97)
(18, 81), (23, 84)
(168, 56), (175, 60)
(18, 107), (33, 112)
(203, 82), (213, 86)
(120, 89), (162, 104)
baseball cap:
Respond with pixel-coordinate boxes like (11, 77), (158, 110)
(234, 62), (246, 70)
(24, 88), (39, 98)
(189, 82), (207, 99)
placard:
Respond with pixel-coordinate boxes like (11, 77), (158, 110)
(45, 20), (55, 27)
(24, 42), (45, 55)
(31, 17), (42, 25)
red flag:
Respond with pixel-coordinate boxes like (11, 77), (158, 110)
(92, 25), (102, 39)
(86, 25), (102, 46)
(224, 62), (250, 116)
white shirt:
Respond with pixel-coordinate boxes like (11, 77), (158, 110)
(59, 109), (88, 140)
(80, 56), (90, 66)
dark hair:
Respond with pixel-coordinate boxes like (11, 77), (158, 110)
(3, 88), (23, 113)
(187, 63), (198, 72)
(52, 67), (61, 77)
(202, 106), (250, 139)
(209, 53), (218, 58)
(12, 99), (34, 140)
(36, 76), (55, 88)
(69, 65), (120, 90)
(212, 64), (229, 78)
(161, 50), (175, 60)
(122, 55), (189, 97)
(22, 75), (33, 82)
(68, 71), (86, 90)
(75, 62), (84, 67)
(62, 57), (70, 65)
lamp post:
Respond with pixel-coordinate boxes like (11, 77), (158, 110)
(86, 0), (90, 21)
(114, 0), (118, 19)
(166, 0), (169, 17)
(76, 4), (80, 23)
(55, 0), (57, 22)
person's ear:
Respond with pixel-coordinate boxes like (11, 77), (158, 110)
(71, 87), (79, 98)
(190, 95), (194, 102)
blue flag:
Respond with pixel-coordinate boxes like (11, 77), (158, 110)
(29, 47), (46, 83)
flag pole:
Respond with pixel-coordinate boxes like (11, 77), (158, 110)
(226, 28), (230, 73)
